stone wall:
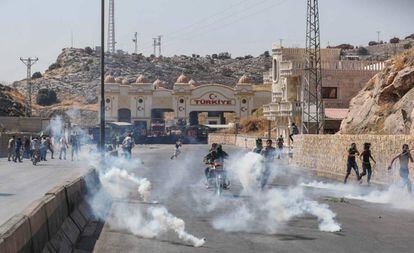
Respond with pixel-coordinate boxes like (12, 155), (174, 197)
(208, 133), (414, 185)
(293, 135), (414, 185)
(208, 133), (265, 150)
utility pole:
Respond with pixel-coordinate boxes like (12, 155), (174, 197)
(19, 57), (38, 117)
(152, 38), (157, 56)
(132, 32), (138, 54)
(302, 0), (324, 134)
(376, 31), (381, 43)
(107, 0), (116, 54)
(100, 0), (106, 152)
(157, 35), (163, 56)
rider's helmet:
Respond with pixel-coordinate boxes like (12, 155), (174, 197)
(211, 143), (218, 151)
(216, 144), (223, 153)
(266, 139), (273, 146)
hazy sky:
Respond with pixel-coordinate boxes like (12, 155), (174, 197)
(0, 0), (413, 82)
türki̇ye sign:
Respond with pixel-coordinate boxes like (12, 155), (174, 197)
(191, 93), (235, 105)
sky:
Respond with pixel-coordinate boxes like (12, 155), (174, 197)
(0, 0), (413, 83)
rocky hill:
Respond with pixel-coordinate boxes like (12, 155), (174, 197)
(13, 48), (271, 105)
(0, 83), (26, 117)
(340, 48), (414, 134)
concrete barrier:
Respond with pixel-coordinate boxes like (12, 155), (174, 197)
(0, 169), (100, 253)
(44, 186), (69, 238)
(64, 177), (83, 214)
(0, 214), (32, 253)
(21, 198), (49, 253)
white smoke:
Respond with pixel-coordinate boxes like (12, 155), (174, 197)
(88, 154), (205, 247)
(109, 203), (205, 247)
(100, 167), (152, 201)
(212, 186), (341, 233)
(345, 184), (414, 210)
(205, 151), (342, 233)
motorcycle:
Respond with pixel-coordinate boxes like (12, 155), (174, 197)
(207, 162), (229, 196)
(31, 150), (41, 165)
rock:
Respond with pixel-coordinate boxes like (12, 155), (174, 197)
(0, 83), (27, 117)
(340, 48), (414, 134)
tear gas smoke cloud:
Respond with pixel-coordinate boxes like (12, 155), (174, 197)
(100, 167), (151, 201)
(212, 187), (341, 233)
(110, 203), (205, 247)
(303, 180), (414, 211)
(207, 151), (341, 233)
(87, 154), (205, 247)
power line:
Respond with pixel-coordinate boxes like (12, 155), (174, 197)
(141, 0), (273, 51)
(19, 57), (38, 117)
(157, 0), (288, 51)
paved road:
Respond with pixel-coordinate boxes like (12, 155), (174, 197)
(93, 144), (414, 253)
(0, 152), (90, 225)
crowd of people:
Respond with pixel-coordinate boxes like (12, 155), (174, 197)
(7, 133), (82, 165)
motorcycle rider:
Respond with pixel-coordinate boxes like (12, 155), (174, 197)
(203, 143), (229, 188)
(260, 139), (276, 190)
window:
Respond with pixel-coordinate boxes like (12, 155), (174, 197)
(273, 59), (279, 82)
(322, 87), (338, 99)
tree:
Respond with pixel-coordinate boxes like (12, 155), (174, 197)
(218, 52), (231, 60)
(32, 72), (42, 79)
(333, 44), (354, 50)
(36, 88), (58, 106)
(357, 47), (369, 55)
(84, 46), (93, 55)
(404, 43), (412, 50)
(263, 51), (270, 57)
(368, 41), (379, 46)
(390, 37), (400, 44)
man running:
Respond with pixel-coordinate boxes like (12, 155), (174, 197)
(388, 144), (413, 193)
(344, 143), (361, 184)
(276, 135), (284, 159)
(359, 143), (376, 185)
(59, 136), (69, 160)
(7, 136), (15, 162)
(171, 139), (182, 159)
(260, 139), (276, 190)
(121, 133), (134, 159)
(252, 138), (263, 154)
(13, 137), (23, 163)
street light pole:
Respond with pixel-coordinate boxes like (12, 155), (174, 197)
(100, 0), (106, 152)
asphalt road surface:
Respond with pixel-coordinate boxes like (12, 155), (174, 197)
(0, 151), (89, 225)
(93, 144), (414, 253)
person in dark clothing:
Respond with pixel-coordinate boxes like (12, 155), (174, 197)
(14, 137), (23, 163)
(24, 137), (31, 159)
(276, 135), (284, 159)
(203, 144), (229, 188)
(344, 143), (361, 184)
(388, 144), (413, 193)
(359, 143), (376, 185)
(289, 123), (299, 142)
(252, 138), (263, 154)
(260, 139), (276, 189)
